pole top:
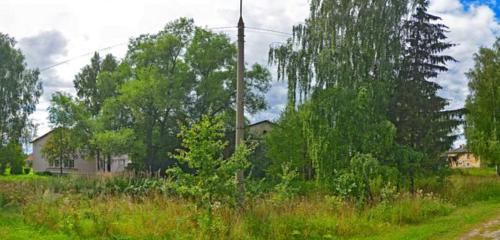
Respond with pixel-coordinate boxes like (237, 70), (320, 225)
(239, 0), (243, 18)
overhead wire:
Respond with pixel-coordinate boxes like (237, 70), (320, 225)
(39, 26), (292, 72)
(39, 42), (128, 72)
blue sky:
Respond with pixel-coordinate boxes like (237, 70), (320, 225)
(461, 0), (499, 16)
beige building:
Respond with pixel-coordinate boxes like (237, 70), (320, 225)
(247, 120), (274, 138)
(31, 130), (129, 175)
(445, 145), (481, 169)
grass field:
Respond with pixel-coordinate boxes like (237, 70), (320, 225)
(0, 169), (498, 239)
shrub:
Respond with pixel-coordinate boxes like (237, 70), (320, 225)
(167, 115), (253, 233)
(368, 193), (454, 224)
(271, 162), (299, 204)
(0, 142), (25, 175)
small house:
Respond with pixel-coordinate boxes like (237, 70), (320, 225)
(247, 120), (274, 138)
(445, 145), (480, 169)
(31, 130), (130, 175)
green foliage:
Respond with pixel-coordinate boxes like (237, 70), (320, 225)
(92, 128), (135, 157)
(368, 194), (455, 224)
(1, 172), (499, 239)
(74, 52), (119, 116)
(0, 33), (42, 146)
(267, 0), (460, 195)
(43, 93), (82, 173)
(92, 18), (270, 171)
(267, 88), (397, 185)
(389, 0), (461, 165)
(267, 0), (407, 184)
(269, 0), (409, 104)
(332, 153), (383, 202)
(265, 107), (311, 180)
(0, 142), (25, 175)
(465, 38), (500, 175)
(167, 116), (252, 212)
(271, 162), (299, 203)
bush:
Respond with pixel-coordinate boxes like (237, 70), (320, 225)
(0, 142), (25, 175)
(271, 162), (299, 204)
(332, 153), (380, 202)
(368, 194), (454, 224)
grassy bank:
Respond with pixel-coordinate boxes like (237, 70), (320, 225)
(0, 169), (498, 239)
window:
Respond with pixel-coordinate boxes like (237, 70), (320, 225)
(50, 158), (74, 168)
(65, 159), (75, 168)
(51, 159), (60, 168)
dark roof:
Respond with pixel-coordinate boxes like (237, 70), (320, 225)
(31, 129), (55, 143)
(248, 120), (274, 127)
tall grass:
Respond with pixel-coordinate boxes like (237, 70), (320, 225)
(0, 170), (498, 239)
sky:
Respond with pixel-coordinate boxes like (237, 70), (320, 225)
(1, 0), (499, 145)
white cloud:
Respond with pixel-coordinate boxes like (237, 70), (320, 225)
(429, 0), (499, 146)
(1, 0), (307, 136)
(429, 0), (499, 110)
(2, 0), (498, 146)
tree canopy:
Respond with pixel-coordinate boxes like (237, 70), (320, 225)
(465, 38), (500, 175)
(0, 33), (42, 145)
(64, 18), (271, 172)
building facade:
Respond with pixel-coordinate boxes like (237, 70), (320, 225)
(247, 120), (274, 138)
(445, 146), (481, 169)
(31, 130), (129, 175)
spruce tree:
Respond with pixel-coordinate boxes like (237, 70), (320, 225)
(389, 0), (462, 171)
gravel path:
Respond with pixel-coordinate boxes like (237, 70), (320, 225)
(460, 216), (500, 240)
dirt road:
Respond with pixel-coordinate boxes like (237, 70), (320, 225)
(460, 216), (500, 240)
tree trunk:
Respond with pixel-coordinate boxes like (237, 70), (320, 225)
(96, 151), (101, 171)
(107, 154), (111, 172)
(59, 130), (63, 176)
(409, 170), (415, 195)
(364, 172), (373, 202)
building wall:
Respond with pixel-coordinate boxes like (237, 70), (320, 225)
(32, 132), (128, 175)
(110, 155), (130, 172)
(449, 153), (481, 168)
(248, 122), (273, 138)
(32, 134), (51, 173)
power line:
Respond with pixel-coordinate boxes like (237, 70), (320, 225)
(246, 26), (292, 36)
(39, 26), (292, 72)
(39, 26), (238, 72)
(206, 26), (237, 30)
(39, 42), (127, 72)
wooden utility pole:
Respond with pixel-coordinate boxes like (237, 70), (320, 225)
(235, 0), (245, 207)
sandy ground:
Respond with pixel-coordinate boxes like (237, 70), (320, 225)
(460, 216), (500, 240)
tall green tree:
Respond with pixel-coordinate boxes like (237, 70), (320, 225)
(74, 52), (119, 116)
(389, 0), (461, 164)
(0, 33), (42, 145)
(73, 53), (124, 171)
(43, 92), (80, 175)
(465, 38), (500, 176)
(268, 0), (409, 183)
(265, 107), (311, 181)
(101, 18), (270, 172)
(387, 0), (462, 191)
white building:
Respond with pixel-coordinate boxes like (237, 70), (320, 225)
(31, 130), (130, 175)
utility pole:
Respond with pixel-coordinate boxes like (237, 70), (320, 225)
(235, 0), (245, 208)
